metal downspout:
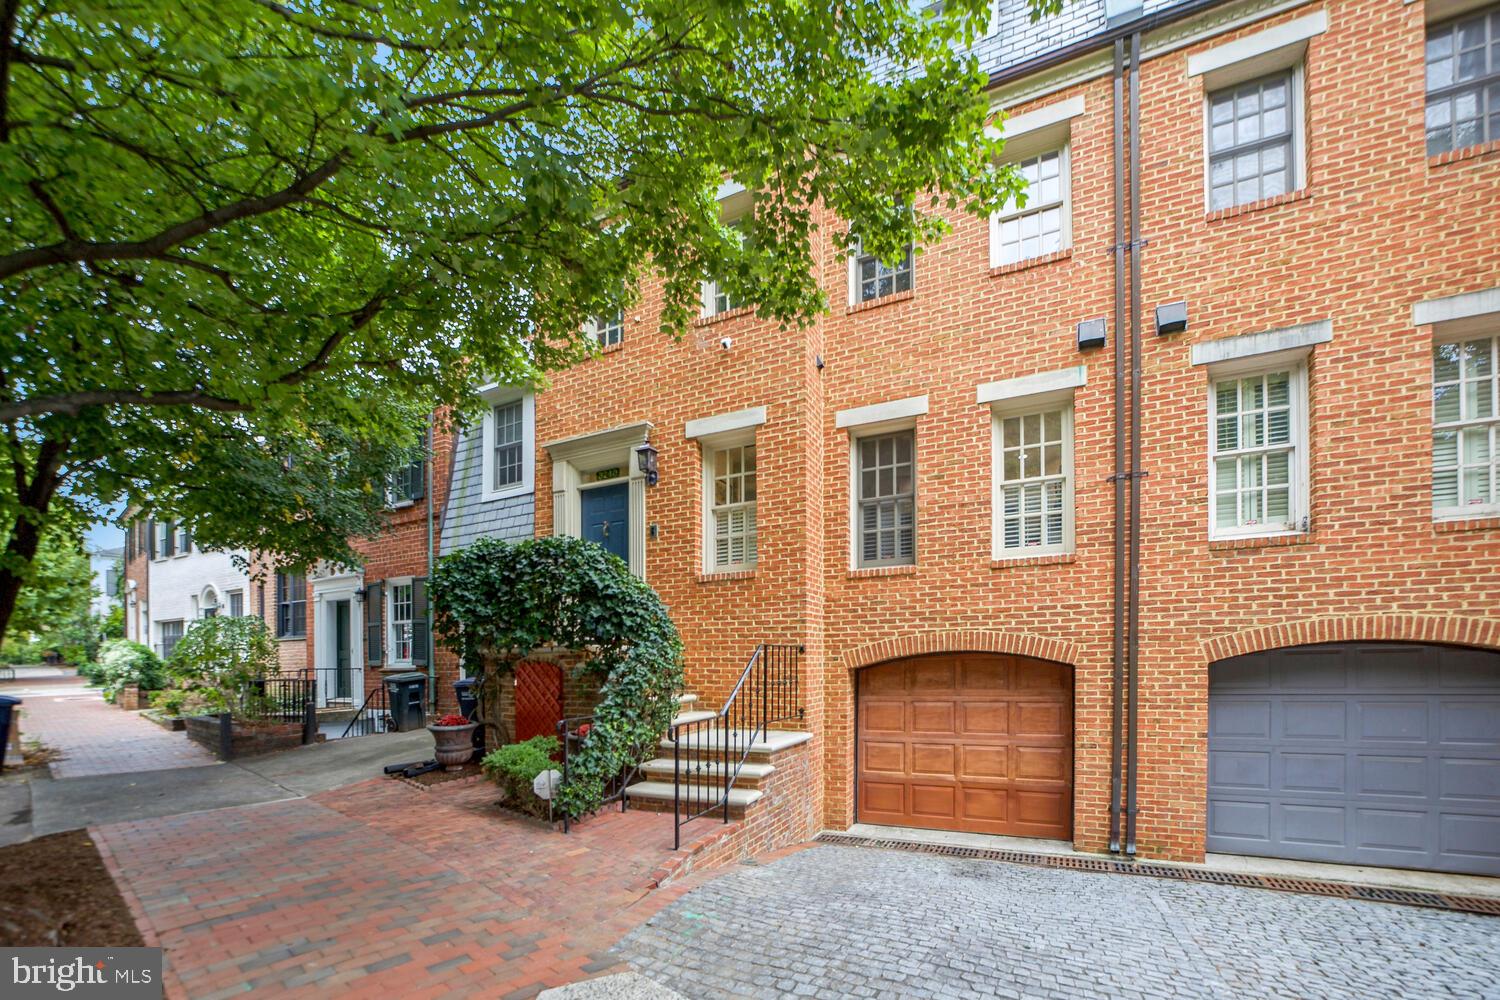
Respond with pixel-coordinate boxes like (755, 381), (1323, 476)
(1125, 29), (1145, 859)
(1108, 37), (1127, 856)
(426, 413), (437, 712)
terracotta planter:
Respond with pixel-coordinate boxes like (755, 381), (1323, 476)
(429, 722), (479, 771)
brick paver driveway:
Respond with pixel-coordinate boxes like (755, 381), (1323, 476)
(95, 777), (723, 999)
(8, 674), (213, 777)
(618, 844), (1500, 1000)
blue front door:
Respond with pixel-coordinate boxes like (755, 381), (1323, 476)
(581, 482), (630, 563)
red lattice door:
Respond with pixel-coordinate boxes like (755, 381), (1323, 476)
(514, 660), (564, 745)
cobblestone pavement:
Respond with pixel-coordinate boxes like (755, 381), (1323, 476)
(94, 777), (725, 999)
(6, 675), (214, 778)
(617, 844), (1500, 1000)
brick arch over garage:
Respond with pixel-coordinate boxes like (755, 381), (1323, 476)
(840, 630), (1079, 672)
(1200, 614), (1500, 664)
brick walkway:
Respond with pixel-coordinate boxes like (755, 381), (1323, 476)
(7, 675), (214, 778)
(94, 777), (726, 999)
(619, 843), (1500, 1000)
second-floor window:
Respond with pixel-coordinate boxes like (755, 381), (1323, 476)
(994, 405), (1074, 556)
(491, 399), (524, 490)
(851, 239), (914, 305)
(991, 148), (1069, 267)
(1433, 334), (1499, 516)
(1209, 367), (1306, 536)
(707, 443), (757, 572)
(275, 572), (307, 639)
(1207, 71), (1297, 211)
(1425, 5), (1500, 155)
(855, 430), (916, 567)
(387, 453), (424, 506)
(226, 590), (245, 617)
(388, 582), (414, 664)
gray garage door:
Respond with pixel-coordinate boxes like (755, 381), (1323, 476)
(1207, 643), (1500, 876)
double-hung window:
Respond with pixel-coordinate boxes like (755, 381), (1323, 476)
(587, 309), (623, 348)
(850, 239), (914, 305)
(158, 620), (184, 660)
(1425, 5), (1500, 156)
(1208, 367), (1305, 536)
(388, 582), (414, 664)
(991, 148), (1069, 267)
(387, 447), (425, 506)
(855, 430), (916, 567)
(1207, 71), (1297, 211)
(995, 405), (1074, 555)
(226, 591), (245, 618)
(491, 399), (524, 491)
(275, 572), (307, 638)
(1433, 334), (1500, 516)
(707, 443), (757, 572)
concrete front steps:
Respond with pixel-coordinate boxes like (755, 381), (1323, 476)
(623, 724), (812, 817)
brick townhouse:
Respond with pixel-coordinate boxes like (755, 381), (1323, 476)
(122, 0), (1500, 878)
(507, 0), (1500, 875)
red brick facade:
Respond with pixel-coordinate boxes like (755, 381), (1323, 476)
(531, 0), (1500, 863)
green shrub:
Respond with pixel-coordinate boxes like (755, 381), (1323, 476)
(76, 660), (105, 684)
(99, 639), (167, 700)
(481, 735), (561, 818)
(166, 616), (278, 718)
(150, 685), (224, 718)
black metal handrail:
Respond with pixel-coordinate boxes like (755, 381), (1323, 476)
(557, 714), (646, 833)
(341, 682), (391, 739)
(671, 643), (802, 849)
(242, 675), (316, 724)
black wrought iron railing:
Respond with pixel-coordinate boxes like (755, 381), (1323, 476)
(341, 682), (391, 738)
(671, 643), (802, 849)
(240, 675), (317, 744)
(310, 666), (360, 707)
(556, 714), (646, 833)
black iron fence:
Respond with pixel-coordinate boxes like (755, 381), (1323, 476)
(556, 714), (646, 833)
(341, 682), (391, 739)
(672, 643), (802, 849)
(310, 665), (360, 706)
(239, 674), (317, 744)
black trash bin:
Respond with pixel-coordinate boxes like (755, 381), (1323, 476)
(0, 695), (20, 771)
(384, 672), (428, 732)
(453, 677), (486, 759)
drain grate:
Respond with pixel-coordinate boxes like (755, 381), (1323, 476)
(813, 833), (1500, 917)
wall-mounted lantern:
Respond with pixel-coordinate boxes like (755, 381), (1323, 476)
(635, 439), (660, 487)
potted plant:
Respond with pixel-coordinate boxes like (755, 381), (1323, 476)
(428, 713), (479, 771)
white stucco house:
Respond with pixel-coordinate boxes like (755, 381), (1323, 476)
(134, 520), (251, 659)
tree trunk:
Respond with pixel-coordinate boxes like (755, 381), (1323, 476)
(0, 434), (70, 647)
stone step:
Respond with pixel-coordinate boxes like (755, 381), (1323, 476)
(638, 757), (775, 783)
(670, 709), (717, 727)
(660, 728), (812, 755)
(623, 780), (764, 809)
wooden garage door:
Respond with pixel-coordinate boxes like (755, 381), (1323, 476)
(857, 654), (1072, 838)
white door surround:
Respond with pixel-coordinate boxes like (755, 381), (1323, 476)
(543, 421), (652, 579)
(312, 571), (364, 708)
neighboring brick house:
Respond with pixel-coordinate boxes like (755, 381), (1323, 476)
(514, 0), (1500, 877)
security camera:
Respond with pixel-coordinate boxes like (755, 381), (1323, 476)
(719, 336), (733, 351)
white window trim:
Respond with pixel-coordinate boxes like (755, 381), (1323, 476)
(584, 311), (623, 348)
(702, 184), (752, 318)
(685, 406), (767, 441)
(1204, 359), (1310, 539)
(985, 95), (1086, 145)
(846, 418), (920, 570)
(1431, 329), (1500, 520)
(1201, 63), (1307, 212)
(699, 429), (759, 574)
(479, 387), (535, 503)
(1187, 10), (1327, 82)
(990, 144), (1072, 269)
(385, 576), (415, 667)
(990, 397), (1076, 560)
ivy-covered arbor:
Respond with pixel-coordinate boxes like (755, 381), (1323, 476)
(430, 535), (684, 817)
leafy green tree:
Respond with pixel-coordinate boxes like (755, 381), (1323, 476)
(4, 521), (92, 643)
(1, 0), (1038, 644)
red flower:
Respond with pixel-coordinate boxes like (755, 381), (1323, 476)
(575, 723), (592, 738)
(434, 713), (470, 727)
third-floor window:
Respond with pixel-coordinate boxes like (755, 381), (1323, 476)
(1207, 71), (1297, 211)
(1425, 5), (1500, 155)
(991, 148), (1070, 267)
(1433, 333), (1500, 517)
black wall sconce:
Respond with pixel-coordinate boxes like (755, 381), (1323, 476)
(1155, 301), (1188, 336)
(635, 439), (659, 486)
(1076, 317), (1107, 350)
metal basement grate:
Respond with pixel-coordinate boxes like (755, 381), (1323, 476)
(813, 834), (1500, 917)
